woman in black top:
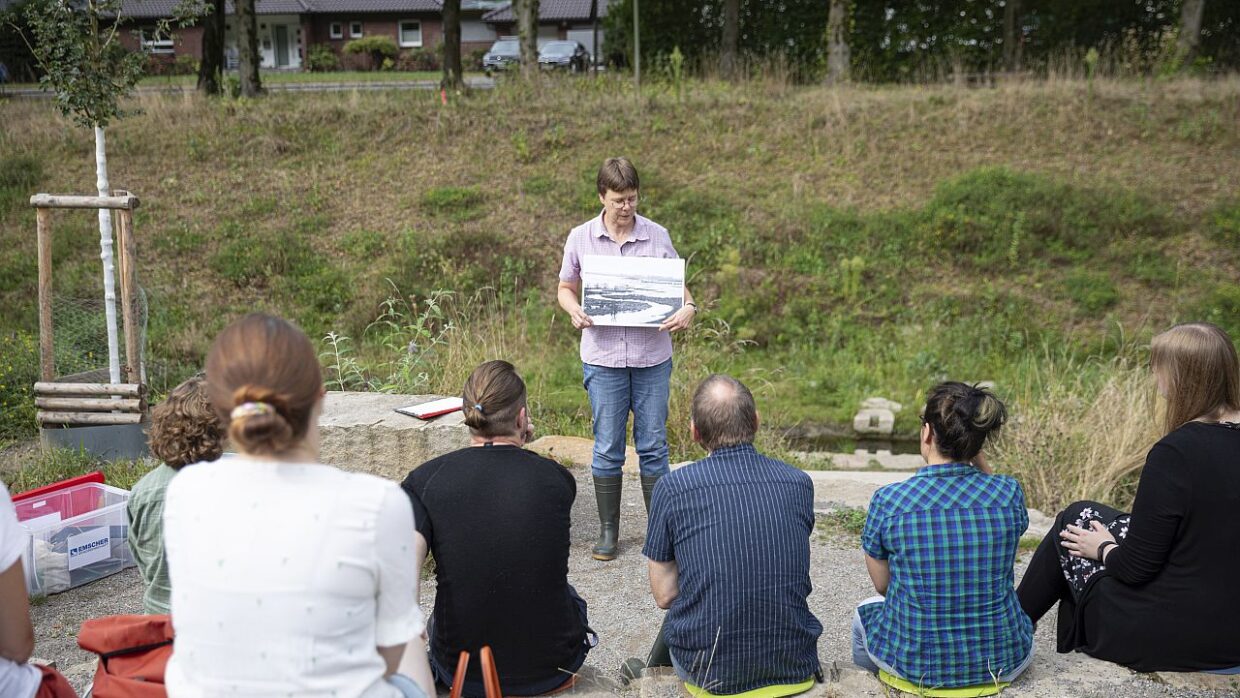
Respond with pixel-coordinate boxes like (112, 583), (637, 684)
(401, 360), (596, 697)
(1017, 322), (1240, 672)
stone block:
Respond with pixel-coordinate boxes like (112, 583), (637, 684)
(852, 408), (895, 436)
(527, 435), (640, 473)
(860, 397), (903, 413)
(318, 391), (471, 482)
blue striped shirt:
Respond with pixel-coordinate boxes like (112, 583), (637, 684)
(859, 463), (1033, 688)
(644, 444), (822, 694)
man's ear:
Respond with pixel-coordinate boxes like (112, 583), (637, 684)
(755, 410), (761, 432)
(690, 419), (701, 444)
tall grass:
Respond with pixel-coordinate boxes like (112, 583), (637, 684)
(991, 349), (1160, 513)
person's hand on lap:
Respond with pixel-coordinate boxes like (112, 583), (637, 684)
(1060, 520), (1117, 561)
(659, 305), (696, 333)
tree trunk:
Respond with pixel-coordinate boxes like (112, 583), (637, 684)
(196, 0), (225, 95)
(517, 0), (539, 80)
(441, 0), (464, 89)
(236, 0), (263, 96)
(93, 127), (121, 385)
(1003, 0), (1021, 72)
(720, 0), (739, 79)
(1177, 0), (1206, 67)
(825, 0), (850, 85)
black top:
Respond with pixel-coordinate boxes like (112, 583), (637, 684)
(401, 445), (585, 695)
(1064, 421), (1240, 671)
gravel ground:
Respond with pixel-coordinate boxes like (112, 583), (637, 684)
(31, 467), (1238, 697)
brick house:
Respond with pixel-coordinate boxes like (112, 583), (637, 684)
(115, 0), (504, 70)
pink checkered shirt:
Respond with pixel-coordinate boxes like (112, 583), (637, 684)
(558, 212), (680, 368)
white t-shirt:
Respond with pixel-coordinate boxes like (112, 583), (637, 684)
(163, 459), (422, 697)
(0, 483), (41, 698)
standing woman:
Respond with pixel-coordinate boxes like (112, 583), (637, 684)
(163, 313), (435, 697)
(1017, 322), (1240, 672)
(557, 157), (697, 561)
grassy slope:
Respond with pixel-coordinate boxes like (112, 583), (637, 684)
(0, 76), (1238, 505)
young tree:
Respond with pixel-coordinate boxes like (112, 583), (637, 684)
(720, 0), (738, 78)
(197, 0), (225, 95)
(441, 0), (464, 90)
(516, 0), (539, 79)
(22, 0), (147, 385)
(235, 0), (262, 96)
(825, 0), (850, 84)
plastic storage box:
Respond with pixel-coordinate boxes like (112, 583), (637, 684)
(14, 482), (134, 596)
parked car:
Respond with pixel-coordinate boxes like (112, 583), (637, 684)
(538, 41), (590, 73)
(483, 38), (520, 74)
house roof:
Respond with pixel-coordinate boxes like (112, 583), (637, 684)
(483, 0), (607, 23)
(120, 0), (438, 18)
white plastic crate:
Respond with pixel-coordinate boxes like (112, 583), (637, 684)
(14, 482), (134, 595)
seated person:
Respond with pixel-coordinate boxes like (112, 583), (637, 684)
(0, 482), (77, 698)
(635, 374), (822, 693)
(1018, 322), (1240, 672)
(127, 373), (224, 615)
(401, 360), (595, 697)
(163, 313), (434, 697)
(852, 382), (1033, 688)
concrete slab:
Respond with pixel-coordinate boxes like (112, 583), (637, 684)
(318, 391), (470, 481)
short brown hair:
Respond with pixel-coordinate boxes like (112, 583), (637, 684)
(922, 382), (1007, 463)
(462, 360), (527, 438)
(147, 374), (224, 469)
(691, 374), (758, 451)
(1151, 322), (1240, 434)
(205, 314), (322, 456)
(597, 157), (640, 195)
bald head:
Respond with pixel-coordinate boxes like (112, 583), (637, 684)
(691, 374), (759, 452)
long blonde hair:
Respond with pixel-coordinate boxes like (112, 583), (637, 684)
(1150, 322), (1240, 435)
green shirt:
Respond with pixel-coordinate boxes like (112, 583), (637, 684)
(127, 463), (178, 614)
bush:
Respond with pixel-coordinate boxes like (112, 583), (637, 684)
(1064, 270), (1120, 313)
(419, 186), (484, 221)
(466, 47), (487, 71)
(344, 36), (398, 70)
(173, 54), (199, 75)
(306, 43), (341, 72)
(919, 167), (1168, 267)
(1208, 198), (1240, 249)
(397, 47), (440, 72)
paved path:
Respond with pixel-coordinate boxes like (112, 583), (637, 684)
(0, 76), (496, 100)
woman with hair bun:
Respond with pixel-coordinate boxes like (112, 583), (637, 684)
(162, 313), (434, 698)
(851, 382), (1034, 688)
(401, 360), (595, 697)
(1018, 322), (1240, 673)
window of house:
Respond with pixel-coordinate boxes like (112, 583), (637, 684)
(140, 29), (175, 54)
(398, 20), (422, 48)
(329, 22), (343, 39)
(350, 21), (363, 37)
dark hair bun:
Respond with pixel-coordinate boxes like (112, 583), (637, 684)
(228, 385), (295, 455)
(924, 382), (1007, 463)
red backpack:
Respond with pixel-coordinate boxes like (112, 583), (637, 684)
(77, 615), (174, 698)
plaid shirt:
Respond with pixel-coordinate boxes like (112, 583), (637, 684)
(859, 463), (1033, 688)
(558, 212), (679, 368)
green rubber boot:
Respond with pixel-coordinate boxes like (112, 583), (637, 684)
(641, 474), (663, 513)
(592, 476), (623, 561)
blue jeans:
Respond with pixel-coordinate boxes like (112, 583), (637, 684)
(851, 596), (1033, 684)
(583, 360), (672, 478)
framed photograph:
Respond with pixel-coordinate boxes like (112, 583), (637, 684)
(581, 255), (685, 327)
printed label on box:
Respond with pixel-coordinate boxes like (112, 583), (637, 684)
(67, 527), (111, 570)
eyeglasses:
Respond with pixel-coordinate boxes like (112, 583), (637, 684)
(605, 195), (640, 209)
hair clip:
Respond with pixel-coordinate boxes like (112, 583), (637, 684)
(473, 403), (485, 414)
(231, 402), (273, 420)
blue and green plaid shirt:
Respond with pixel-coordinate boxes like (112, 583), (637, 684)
(859, 462), (1033, 688)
